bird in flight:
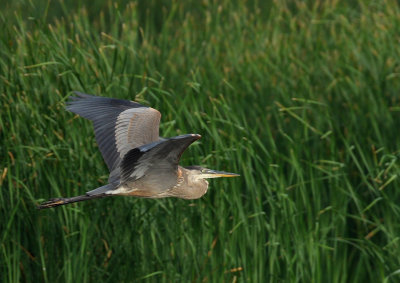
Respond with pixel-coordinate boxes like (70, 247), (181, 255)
(38, 92), (239, 209)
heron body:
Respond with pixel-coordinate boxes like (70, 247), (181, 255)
(38, 92), (238, 209)
(107, 166), (208, 199)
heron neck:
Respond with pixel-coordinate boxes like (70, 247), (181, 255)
(168, 167), (209, 199)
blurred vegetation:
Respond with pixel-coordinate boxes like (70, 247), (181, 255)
(1, 0), (400, 282)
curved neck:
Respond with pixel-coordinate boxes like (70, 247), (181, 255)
(168, 167), (209, 199)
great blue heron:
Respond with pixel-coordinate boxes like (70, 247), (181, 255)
(38, 92), (239, 209)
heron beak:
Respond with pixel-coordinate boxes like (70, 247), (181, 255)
(202, 169), (240, 178)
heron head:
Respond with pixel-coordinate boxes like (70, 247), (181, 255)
(184, 166), (240, 179)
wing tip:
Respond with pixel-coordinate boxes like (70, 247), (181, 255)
(187, 134), (202, 141)
(177, 134), (201, 139)
(65, 91), (93, 107)
(169, 134), (202, 143)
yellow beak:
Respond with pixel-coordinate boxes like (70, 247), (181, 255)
(202, 170), (240, 178)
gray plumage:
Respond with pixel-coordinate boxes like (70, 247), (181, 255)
(38, 92), (239, 209)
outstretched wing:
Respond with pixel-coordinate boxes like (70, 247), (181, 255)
(66, 92), (161, 171)
(86, 134), (201, 196)
(120, 134), (201, 182)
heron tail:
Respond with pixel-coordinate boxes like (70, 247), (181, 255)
(37, 194), (106, 209)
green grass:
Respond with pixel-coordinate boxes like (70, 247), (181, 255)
(1, 0), (400, 282)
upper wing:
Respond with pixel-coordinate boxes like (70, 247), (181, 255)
(66, 92), (161, 171)
(119, 134), (201, 182)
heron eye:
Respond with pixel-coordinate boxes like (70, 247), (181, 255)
(201, 169), (207, 173)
